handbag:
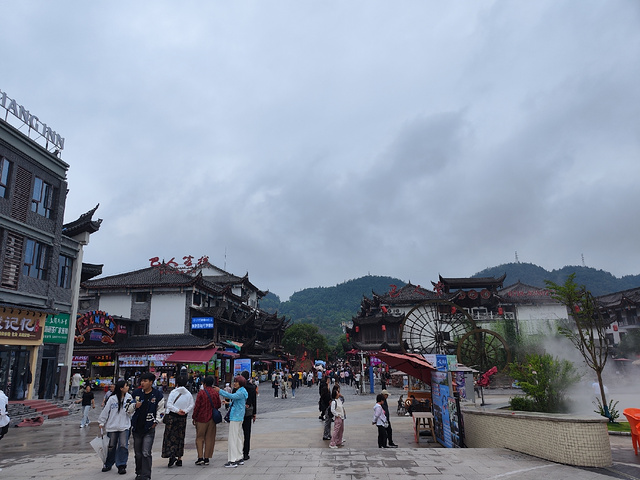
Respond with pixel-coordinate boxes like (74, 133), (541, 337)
(245, 405), (254, 417)
(204, 388), (222, 424)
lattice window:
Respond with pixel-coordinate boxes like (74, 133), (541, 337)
(11, 166), (31, 222)
(1, 232), (24, 289)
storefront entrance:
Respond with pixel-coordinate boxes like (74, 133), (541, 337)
(38, 345), (59, 399)
(0, 346), (31, 400)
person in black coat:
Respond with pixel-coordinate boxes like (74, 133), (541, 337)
(240, 371), (257, 461)
(380, 390), (398, 448)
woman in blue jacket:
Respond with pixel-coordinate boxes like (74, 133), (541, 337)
(214, 376), (248, 468)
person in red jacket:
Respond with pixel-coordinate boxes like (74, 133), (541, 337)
(192, 376), (221, 466)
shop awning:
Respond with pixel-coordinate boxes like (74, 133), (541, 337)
(374, 351), (436, 383)
(166, 348), (218, 364)
(219, 350), (239, 358)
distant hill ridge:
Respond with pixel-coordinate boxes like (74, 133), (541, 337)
(262, 264), (640, 343)
(472, 262), (640, 297)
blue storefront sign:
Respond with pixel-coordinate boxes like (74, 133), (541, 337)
(191, 316), (214, 330)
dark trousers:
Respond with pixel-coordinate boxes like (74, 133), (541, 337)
(242, 415), (252, 457)
(133, 427), (155, 480)
(386, 422), (394, 445)
(377, 425), (388, 448)
(323, 408), (332, 439)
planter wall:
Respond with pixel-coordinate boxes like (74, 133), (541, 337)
(462, 406), (612, 467)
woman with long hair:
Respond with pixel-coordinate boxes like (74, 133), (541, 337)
(161, 375), (195, 467)
(329, 384), (346, 449)
(97, 380), (134, 474)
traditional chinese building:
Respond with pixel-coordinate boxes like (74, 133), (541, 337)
(347, 282), (440, 352)
(347, 274), (571, 354)
(76, 261), (289, 383)
(596, 287), (640, 347)
(0, 95), (101, 400)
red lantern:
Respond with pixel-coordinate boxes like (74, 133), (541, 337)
(346, 333), (350, 341)
(498, 307), (504, 315)
(381, 324), (386, 331)
(613, 324), (618, 331)
(355, 326), (359, 333)
(451, 306), (456, 314)
(574, 305), (580, 313)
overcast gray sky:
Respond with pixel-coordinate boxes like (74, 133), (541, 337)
(2, 1), (639, 300)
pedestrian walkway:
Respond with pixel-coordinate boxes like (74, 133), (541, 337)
(0, 383), (637, 479)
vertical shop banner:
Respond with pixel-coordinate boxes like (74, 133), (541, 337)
(435, 355), (448, 372)
(431, 370), (452, 447)
(44, 313), (69, 343)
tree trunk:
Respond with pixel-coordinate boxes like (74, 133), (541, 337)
(596, 370), (611, 421)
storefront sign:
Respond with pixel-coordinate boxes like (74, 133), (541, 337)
(76, 311), (117, 345)
(0, 87), (65, 151)
(44, 313), (69, 344)
(148, 353), (172, 367)
(119, 354), (148, 367)
(191, 316), (214, 330)
(0, 309), (44, 341)
(72, 355), (89, 368)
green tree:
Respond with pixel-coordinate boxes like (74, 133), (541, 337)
(545, 273), (612, 420)
(508, 353), (580, 413)
(282, 323), (329, 360)
(331, 334), (350, 360)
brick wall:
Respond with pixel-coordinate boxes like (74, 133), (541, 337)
(462, 407), (612, 467)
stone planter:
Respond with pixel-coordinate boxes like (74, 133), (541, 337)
(461, 406), (612, 467)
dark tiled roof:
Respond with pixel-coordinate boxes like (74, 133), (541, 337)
(63, 204), (103, 236)
(596, 287), (640, 309)
(81, 263), (103, 283)
(117, 334), (214, 351)
(497, 281), (557, 304)
(82, 266), (197, 289)
(438, 274), (506, 291)
(203, 274), (243, 284)
(375, 283), (440, 304)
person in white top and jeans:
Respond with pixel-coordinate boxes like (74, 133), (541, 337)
(98, 380), (134, 474)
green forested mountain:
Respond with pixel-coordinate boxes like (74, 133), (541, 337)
(473, 263), (640, 296)
(261, 275), (405, 342)
(261, 265), (640, 345)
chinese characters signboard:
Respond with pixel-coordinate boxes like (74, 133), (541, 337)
(75, 311), (117, 345)
(191, 316), (214, 330)
(0, 309), (45, 342)
(149, 255), (209, 275)
(44, 313), (69, 344)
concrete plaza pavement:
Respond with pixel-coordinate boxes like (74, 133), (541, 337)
(0, 383), (638, 479)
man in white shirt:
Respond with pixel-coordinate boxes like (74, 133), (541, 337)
(71, 373), (83, 398)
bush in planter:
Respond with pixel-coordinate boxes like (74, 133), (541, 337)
(508, 353), (581, 413)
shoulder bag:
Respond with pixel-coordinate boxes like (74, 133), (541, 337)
(163, 392), (183, 424)
(204, 388), (222, 424)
